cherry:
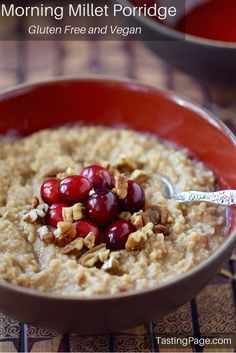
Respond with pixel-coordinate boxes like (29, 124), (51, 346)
(58, 175), (92, 204)
(85, 189), (119, 227)
(81, 165), (114, 190)
(41, 178), (60, 205)
(105, 220), (135, 250)
(73, 219), (101, 245)
(120, 180), (145, 212)
(46, 203), (68, 228)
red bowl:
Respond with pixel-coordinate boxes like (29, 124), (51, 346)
(0, 77), (235, 333)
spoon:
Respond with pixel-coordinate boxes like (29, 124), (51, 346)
(157, 175), (236, 206)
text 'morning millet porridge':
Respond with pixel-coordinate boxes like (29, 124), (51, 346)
(0, 126), (225, 296)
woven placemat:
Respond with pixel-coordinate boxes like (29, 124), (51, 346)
(0, 40), (235, 352)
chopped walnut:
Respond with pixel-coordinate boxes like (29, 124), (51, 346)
(125, 222), (153, 251)
(157, 205), (168, 225)
(130, 210), (145, 230)
(84, 232), (95, 249)
(79, 244), (110, 268)
(37, 226), (55, 244)
(57, 166), (75, 179)
(30, 197), (39, 209)
(98, 248), (110, 263)
(62, 203), (83, 223)
(154, 224), (170, 235)
(112, 155), (136, 173)
(23, 203), (49, 224)
(23, 209), (38, 223)
(54, 221), (77, 247)
(143, 206), (160, 226)
(43, 167), (66, 178)
(118, 211), (132, 222)
(61, 237), (84, 255)
(102, 253), (120, 273)
(72, 203), (84, 220)
(114, 174), (129, 199)
(130, 169), (150, 184)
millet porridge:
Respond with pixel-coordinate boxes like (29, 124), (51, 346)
(0, 126), (225, 296)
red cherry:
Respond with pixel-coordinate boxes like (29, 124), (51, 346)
(120, 180), (145, 212)
(40, 178), (60, 205)
(59, 175), (92, 204)
(46, 203), (68, 228)
(81, 165), (114, 190)
(85, 189), (119, 227)
(73, 219), (101, 245)
(105, 220), (135, 250)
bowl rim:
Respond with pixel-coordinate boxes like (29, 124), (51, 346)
(0, 75), (236, 301)
(119, 0), (236, 49)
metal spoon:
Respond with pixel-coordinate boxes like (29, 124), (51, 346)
(157, 175), (236, 206)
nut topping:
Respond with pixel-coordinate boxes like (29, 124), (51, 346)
(154, 224), (170, 235)
(23, 202), (49, 224)
(61, 237), (84, 255)
(113, 155), (136, 173)
(130, 210), (145, 230)
(84, 232), (96, 249)
(143, 206), (160, 225)
(125, 222), (153, 251)
(37, 225), (55, 244)
(102, 253), (120, 273)
(114, 174), (129, 199)
(57, 166), (76, 180)
(157, 205), (168, 225)
(118, 211), (132, 222)
(30, 197), (39, 209)
(130, 169), (150, 184)
(79, 244), (110, 268)
(143, 204), (169, 226)
(54, 221), (77, 247)
(62, 203), (83, 223)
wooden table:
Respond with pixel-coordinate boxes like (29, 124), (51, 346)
(0, 40), (235, 353)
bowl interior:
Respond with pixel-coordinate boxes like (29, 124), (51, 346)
(0, 78), (236, 234)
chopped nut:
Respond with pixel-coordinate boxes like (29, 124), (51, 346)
(23, 209), (38, 224)
(130, 210), (145, 230)
(143, 206), (160, 225)
(57, 167), (76, 180)
(98, 249), (110, 263)
(37, 226), (55, 244)
(62, 207), (73, 223)
(118, 211), (132, 222)
(157, 205), (168, 225)
(54, 221), (77, 247)
(154, 224), (170, 235)
(130, 169), (150, 184)
(62, 203), (83, 223)
(143, 204), (169, 227)
(43, 167), (66, 178)
(62, 237), (84, 255)
(72, 203), (83, 220)
(114, 155), (136, 173)
(125, 222), (153, 251)
(23, 203), (48, 224)
(79, 244), (110, 268)
(102, 254), (120, 273)
(114, 174), (129, 199)
(84, 232), (95, 249)
(30, 197), (39, 209)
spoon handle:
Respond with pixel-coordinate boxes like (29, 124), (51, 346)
(175, 190), (236, 206)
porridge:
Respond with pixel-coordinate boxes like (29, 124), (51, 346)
(0, 126), (225, 296)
